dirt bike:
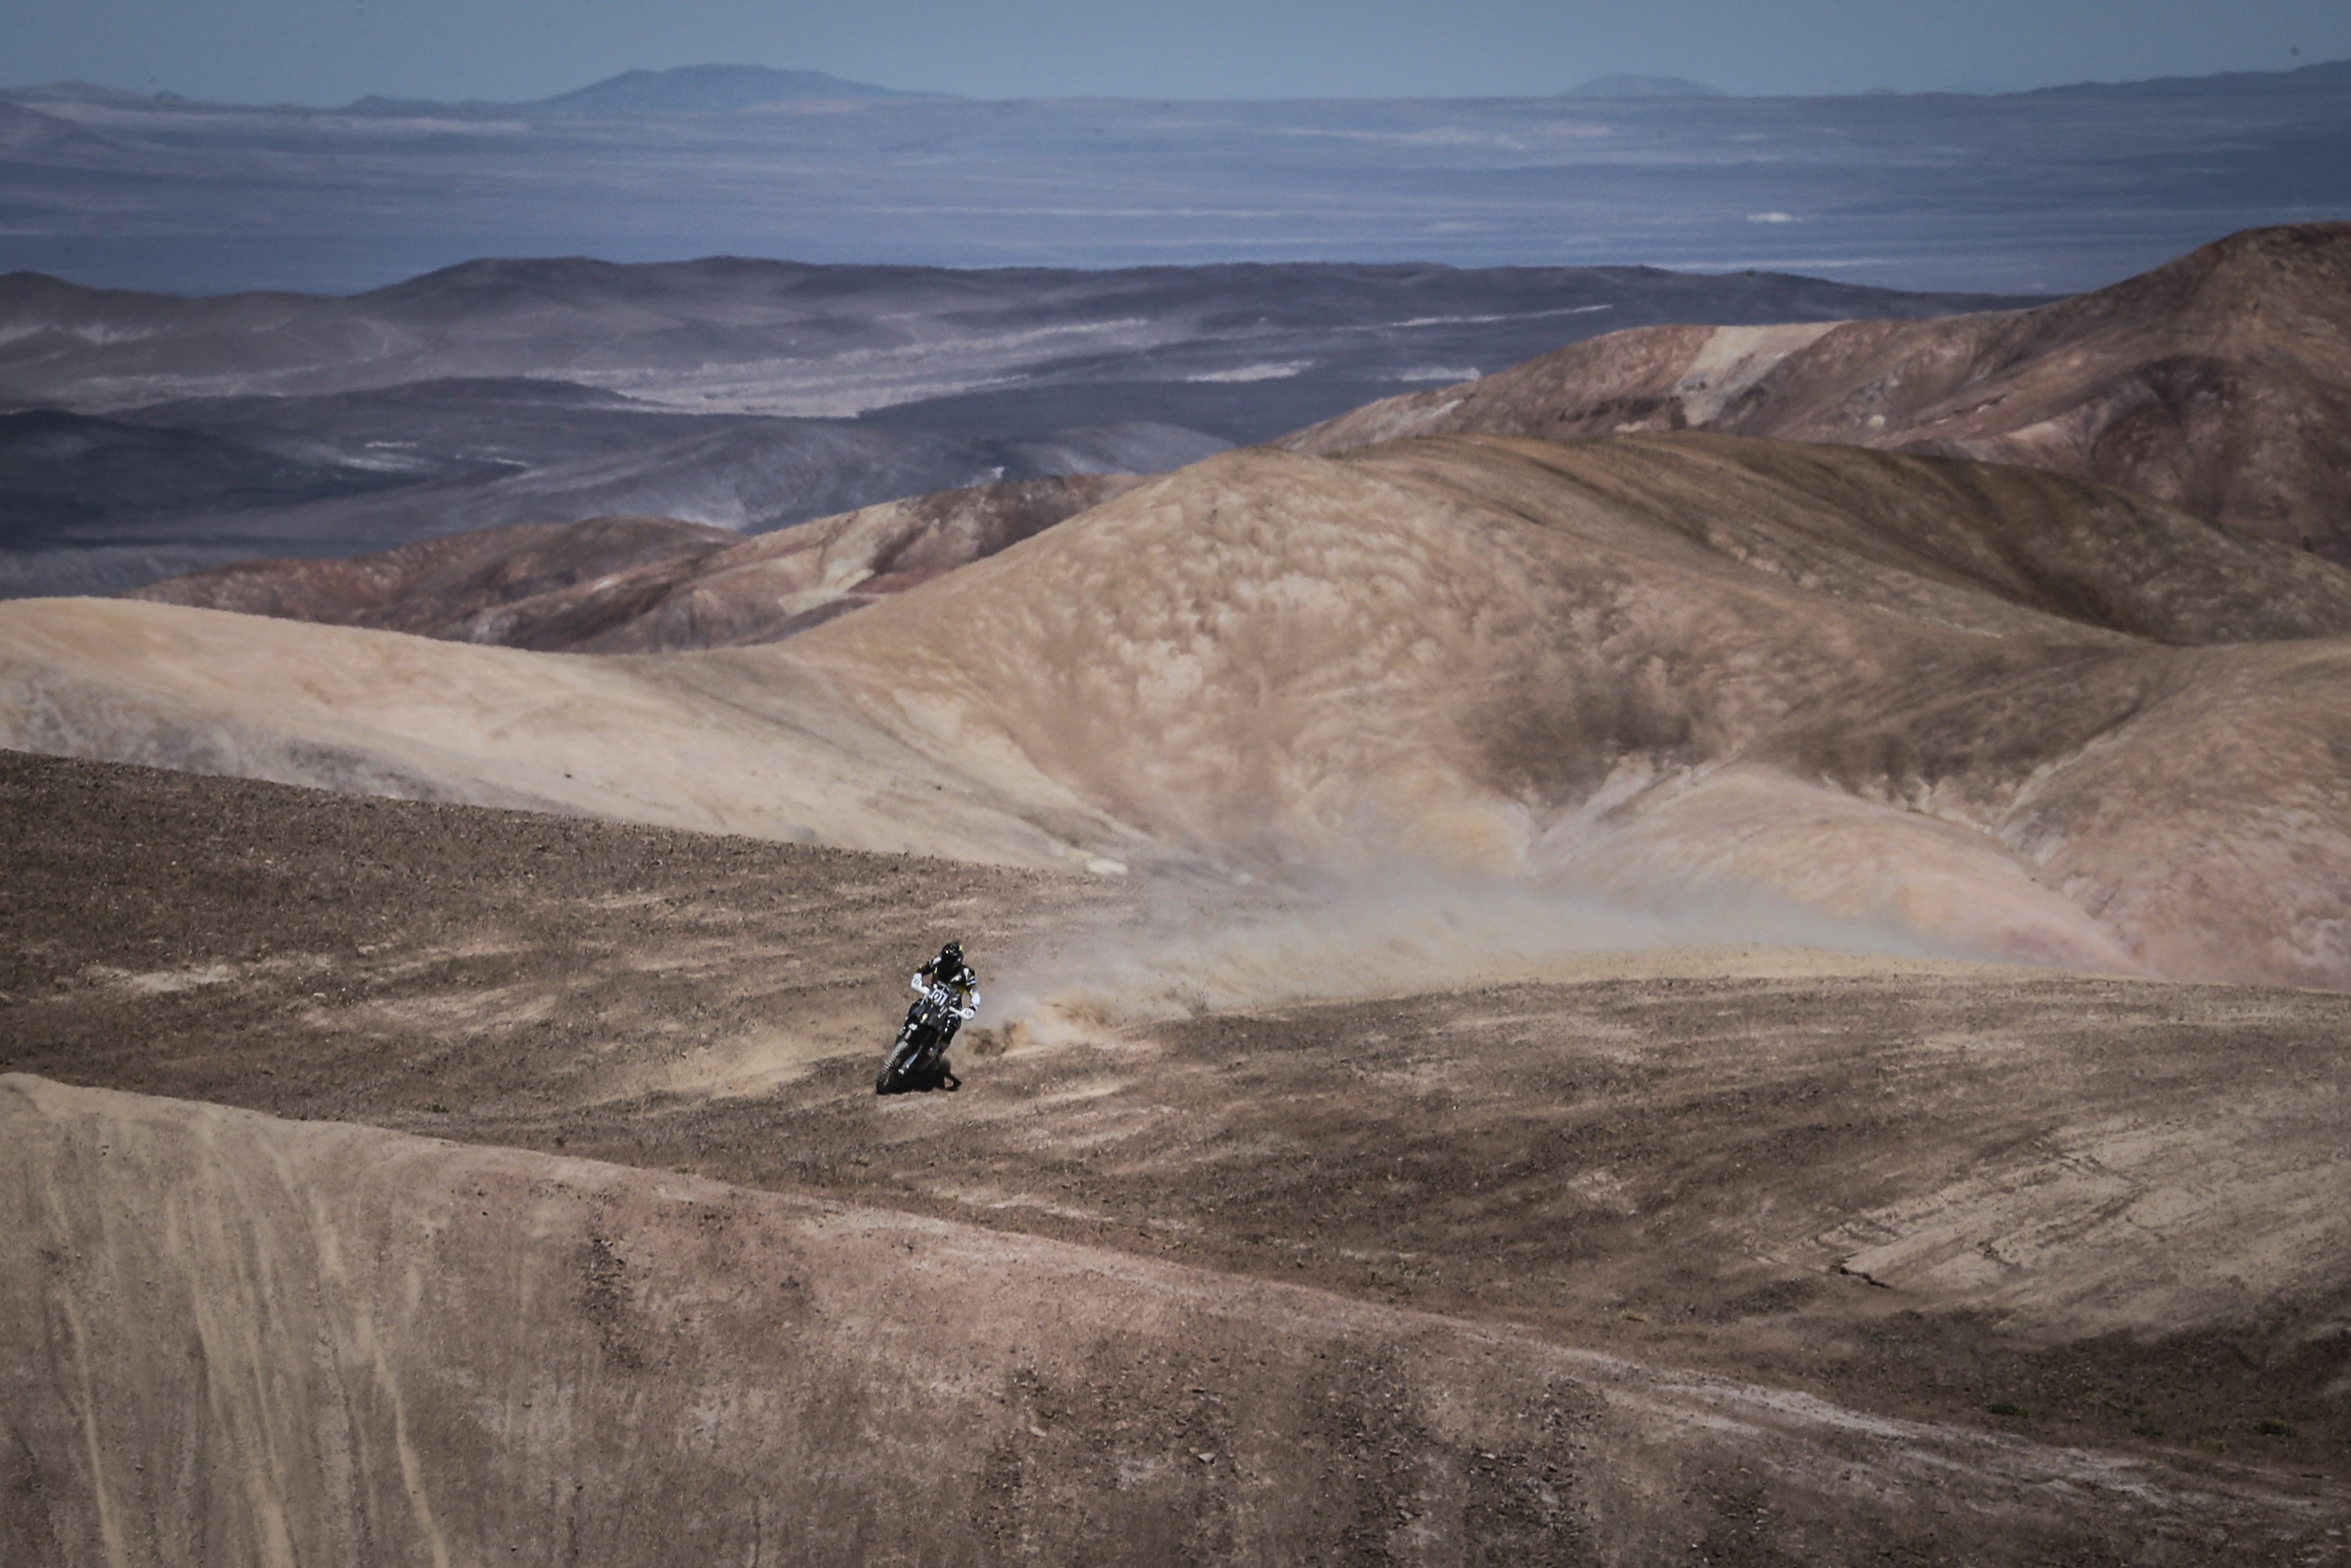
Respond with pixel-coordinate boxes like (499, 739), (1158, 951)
(877, 982), (966, 1094)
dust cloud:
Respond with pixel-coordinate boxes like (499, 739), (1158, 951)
(986, 864), (1963, 1048)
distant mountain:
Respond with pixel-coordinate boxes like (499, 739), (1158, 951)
(2025, 56), (2351, 98)
(6, 61), (2348, 298)
(1563, 75), (1725, 99)
(0, 257), (2029, 420)
(0, 256), (2029, 596)
(533, 65), (922, 113)
(0, 99), (116, 156)
(0, 81), (171, 108)
(1288, 223), (2351, 561)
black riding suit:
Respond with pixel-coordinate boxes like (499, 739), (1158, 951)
(903, 957), (979, 1087)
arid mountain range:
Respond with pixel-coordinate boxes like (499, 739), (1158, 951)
(0, 259), (2021, 598)
(11, 425), (2351, 987)
(1295, 222), (2351, 560)
(122, 224), (2351, 647)
(5, 218), (2350, 1560)
(0, 257), (2025, 419)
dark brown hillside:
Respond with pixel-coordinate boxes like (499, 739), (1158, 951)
(1291, 224), (2351, 559)
(122, 473), (1138, 650)
(124, 513), (738, 642)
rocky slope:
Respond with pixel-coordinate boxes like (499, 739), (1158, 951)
(14, 1066), (2336, 1567)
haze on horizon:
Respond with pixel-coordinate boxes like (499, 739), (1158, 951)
(9, 0), (2350, 106)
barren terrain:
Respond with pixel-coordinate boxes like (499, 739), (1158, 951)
(7, 216), (2351, 1559)
(0, 255), (2025, 600)
(5, 750), (2345, 1563)
(123, 475), (1143, 650)
(16, 430), (2351, 989)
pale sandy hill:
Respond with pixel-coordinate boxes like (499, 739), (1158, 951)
(5, 1072), (2337, 1565)
(1289, 224), (2351, 560)
(12, 432), (2351, 984)
(122, 473), (1139, 651)
(0, 594), (1139, 871)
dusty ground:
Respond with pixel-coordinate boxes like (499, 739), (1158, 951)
(6, 749), (2346, 1563)
(28, 1074), (2340, 1568)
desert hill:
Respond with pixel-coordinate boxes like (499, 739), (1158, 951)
(15, 432), (2351, 986)
(120, 513), (740, 640)
(0, 404), (423, 543)
(0, 590), (1149, 869)
(1290, 224), (2351, 560)
(122, 473), (1139, 650)
(791, 433), (2351, 986)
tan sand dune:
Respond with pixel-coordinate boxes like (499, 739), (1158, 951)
(10, 430), (2351, 984)
(6, 1072), (2338, 1566)
(1289, 223), (2351, 559)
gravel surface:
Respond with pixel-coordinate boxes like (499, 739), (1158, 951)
(7, 747), (2346, 1542)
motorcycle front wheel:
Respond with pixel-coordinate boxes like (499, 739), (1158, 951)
(876, 1029), (926, 1094)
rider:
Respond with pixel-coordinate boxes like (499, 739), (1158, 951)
(904, 940), (980, 1090)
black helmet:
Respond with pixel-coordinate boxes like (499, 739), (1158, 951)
(938, 940), (965, 970)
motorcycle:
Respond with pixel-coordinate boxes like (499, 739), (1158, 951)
(877, 981), (967, 1094)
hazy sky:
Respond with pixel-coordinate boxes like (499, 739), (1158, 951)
(7, 0), (2348, 105)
